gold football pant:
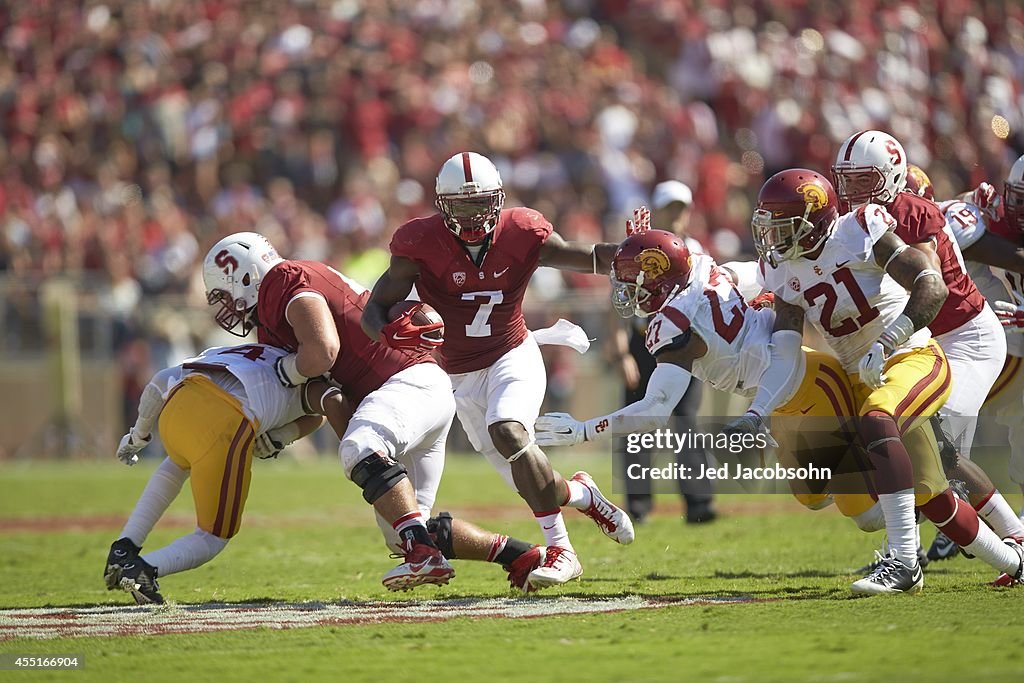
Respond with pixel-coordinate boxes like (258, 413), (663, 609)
(158, 375), (256, 539)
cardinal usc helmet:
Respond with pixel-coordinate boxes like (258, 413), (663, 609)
(905, 164), (935, 201)
(435, 151), (506, 244)
(611, 230), (693, 317)
(832, 130), (908, 209)
(752, 169), (839, 268)
(203, 232), (283, 336)
(1005, 154), (1024, 234)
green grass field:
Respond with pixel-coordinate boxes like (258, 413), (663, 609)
(1, 453), (1022, 682)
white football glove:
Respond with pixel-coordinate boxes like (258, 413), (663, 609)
(534, 412), (587, 447)
(722, 412), (778, 448)
(253, 430), (287, 460)
(116, 428), (152, 466)
(972, 182), (1001, 220)
(857, 341), (889, 390)
(994, 299), (1024, 334)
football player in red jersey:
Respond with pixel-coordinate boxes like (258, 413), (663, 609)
(833, 132), (1024, 562)
(363, 152), (632, 587)
(203, 232), (546, 592)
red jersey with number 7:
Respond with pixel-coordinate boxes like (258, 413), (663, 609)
(887, 191), (985, 336)
(256, 260), (432, 404)
(390, 208), (552, 374)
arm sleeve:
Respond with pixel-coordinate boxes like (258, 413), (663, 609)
(747, 330), (805, 416)
(941, 201), (987, 251)
(583, 363), (692, 441)
(721, 260), (764, 301)
(134, 366), (180, 436)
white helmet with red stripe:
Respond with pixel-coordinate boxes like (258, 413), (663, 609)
(435, 151), (505, 243)
(831, 130), (907, 209)
(202, 231), (283, 337)
(1005, 154), (1024, 234)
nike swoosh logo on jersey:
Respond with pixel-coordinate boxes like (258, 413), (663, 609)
(493, 267), (510, 277)
(835, 260), (850, 268)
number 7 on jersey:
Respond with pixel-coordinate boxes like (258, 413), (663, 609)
(463, 290), (503, 337)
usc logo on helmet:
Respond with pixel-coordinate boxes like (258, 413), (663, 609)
(635, 247), (672, 279)
(796, 181), (829, 211)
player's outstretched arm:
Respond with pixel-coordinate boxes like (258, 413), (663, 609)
(362, 255), (420, 342)
(538, 231), (619, 274)
(116, 365), (179, 465)
(962, 231), (1024, 275)
(535, 338), (703, 446)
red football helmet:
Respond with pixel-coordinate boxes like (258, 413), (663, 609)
(752, 169), (839, 268)
(905, 164), (935, 201)
(611, 229), (693, 317)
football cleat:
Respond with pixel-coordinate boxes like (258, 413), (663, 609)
(382, 542), (455, 592)
(685, 499), (718, 525)
(992, 538), (1024, 587)
(571, 471), (635, 545)
(104, 537), (142, 590)
(527, 546), (583, 588)
(857, 544), (928, 574)
(118, 558), (164, 605)
(851, 551), (923, 595)
(505, 545), (544, 593)
(927, 531), (960, 562)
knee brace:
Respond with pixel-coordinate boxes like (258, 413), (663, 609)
(930, 415), (958, 474)
(350, 453), (408, 505)
(426, 512), (456, 559)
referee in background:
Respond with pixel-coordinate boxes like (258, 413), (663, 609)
(610, 181), (716, 524)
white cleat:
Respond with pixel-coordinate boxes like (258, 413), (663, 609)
(527, 546), (583, 588)
(571, 471), (635, 545)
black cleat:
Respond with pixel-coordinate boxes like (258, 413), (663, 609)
(685, 500), (717, 524)
(118, 558), (164, 605)
(858, 544), (928, 573)
(851, 552), (924, 595)
(104, 537), (141, 590)
(927, 531), (960, 562)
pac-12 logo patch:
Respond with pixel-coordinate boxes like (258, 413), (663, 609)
(452, 272), (466, 286)
(788, 277), (801, 292)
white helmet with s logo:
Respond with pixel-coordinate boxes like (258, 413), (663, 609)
(202, 232), (283, 336)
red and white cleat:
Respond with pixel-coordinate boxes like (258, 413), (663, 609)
(571, 471), (635, 545)
(527, 546), (583, 588)
(382, 542), (455, 592)
(993, 537), (1024, 587)
(505, 545), (544, 593)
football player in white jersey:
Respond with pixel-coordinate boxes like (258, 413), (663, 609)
(744, 169), (1023, 592)
(534, 208), (938, 591)
(105, 345), (549, 603)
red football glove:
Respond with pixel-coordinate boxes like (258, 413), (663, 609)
(381, 305), (445, 352)
(750, 291), (775, 310)
(626, 206), (651, 236)
(972, 182), (1001, 220)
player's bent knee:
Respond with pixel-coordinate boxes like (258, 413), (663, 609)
(426, 511), (456, 559)
(488, 420), (530, 455)
(793, 492), (833, 510)
(350, 453), (408, 504)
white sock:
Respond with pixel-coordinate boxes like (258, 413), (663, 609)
(563, 480), (592, 510)
(142, 529), (228, 577)
(958, 514), (1022, 575)
(851, 503), (885, 532)
(976, 491), (1024, 539)
(120, 458), (189, 546)
(878, 490), (918, 568)
(535, 510), (572, 550)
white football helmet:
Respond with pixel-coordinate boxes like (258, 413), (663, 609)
(1005, 154), (1024, 234)
(203, 232), (283, 336)
(831, 130), (908, 209)
(435, 151), (505, 243)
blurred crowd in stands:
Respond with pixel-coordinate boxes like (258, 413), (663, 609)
(1, 0), (1022, 432)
